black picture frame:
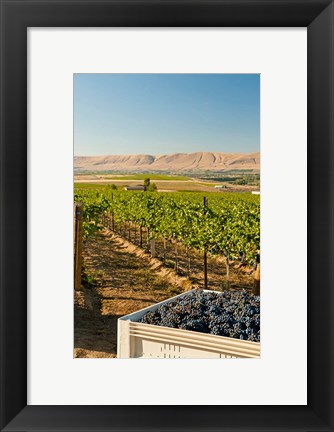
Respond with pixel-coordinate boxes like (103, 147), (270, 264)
(1, 1), (333, 431)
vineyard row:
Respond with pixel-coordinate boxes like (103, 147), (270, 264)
(74, 189), (260, 292)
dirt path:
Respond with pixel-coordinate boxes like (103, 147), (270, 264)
(74, 229), (191, 358)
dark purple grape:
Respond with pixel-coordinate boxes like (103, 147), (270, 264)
(139, 288), (260, 342)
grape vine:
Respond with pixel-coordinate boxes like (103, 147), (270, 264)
(75, 188), (260, 266)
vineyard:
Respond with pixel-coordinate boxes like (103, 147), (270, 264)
(74, 188), (260, 289)
(74, 188), (260, 357)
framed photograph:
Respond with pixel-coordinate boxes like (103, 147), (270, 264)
(1, 0), (333, 431)
(73, 72), (261, 361)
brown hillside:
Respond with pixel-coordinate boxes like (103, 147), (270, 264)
(74, 151), (260, 172)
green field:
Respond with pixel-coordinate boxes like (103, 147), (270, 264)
(74, 181), (220, 192)
(76, 173), (190, 181)
(74, 183), (114, 189)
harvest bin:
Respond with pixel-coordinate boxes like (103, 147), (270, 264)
(117, 290), (260, 359)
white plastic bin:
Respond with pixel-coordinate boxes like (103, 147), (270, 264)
(117, 290), (260, 359)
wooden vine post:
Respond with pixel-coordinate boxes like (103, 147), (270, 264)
(226, 252), (230, 291)
(203, 196), (208, 289)
(111, 193), (115, 231)
(163, 238), (167, 264)
(186, 246), (191, 278)
(147, 228), (150, 250)
(253, 252), (260, 296)
(174, 241), (178, 272)
(74, 202), (83, 291)
(150, 238), (156, 258)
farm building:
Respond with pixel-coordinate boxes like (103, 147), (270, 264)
(252, 191), (260, 195)
(124, 185), (146, 191)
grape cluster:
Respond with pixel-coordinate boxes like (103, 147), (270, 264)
(139, 289), (260, 342)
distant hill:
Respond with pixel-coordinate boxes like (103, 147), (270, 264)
(74, 151), (260, 173)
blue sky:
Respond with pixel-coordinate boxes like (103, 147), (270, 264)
(74, 74), (260, 156)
